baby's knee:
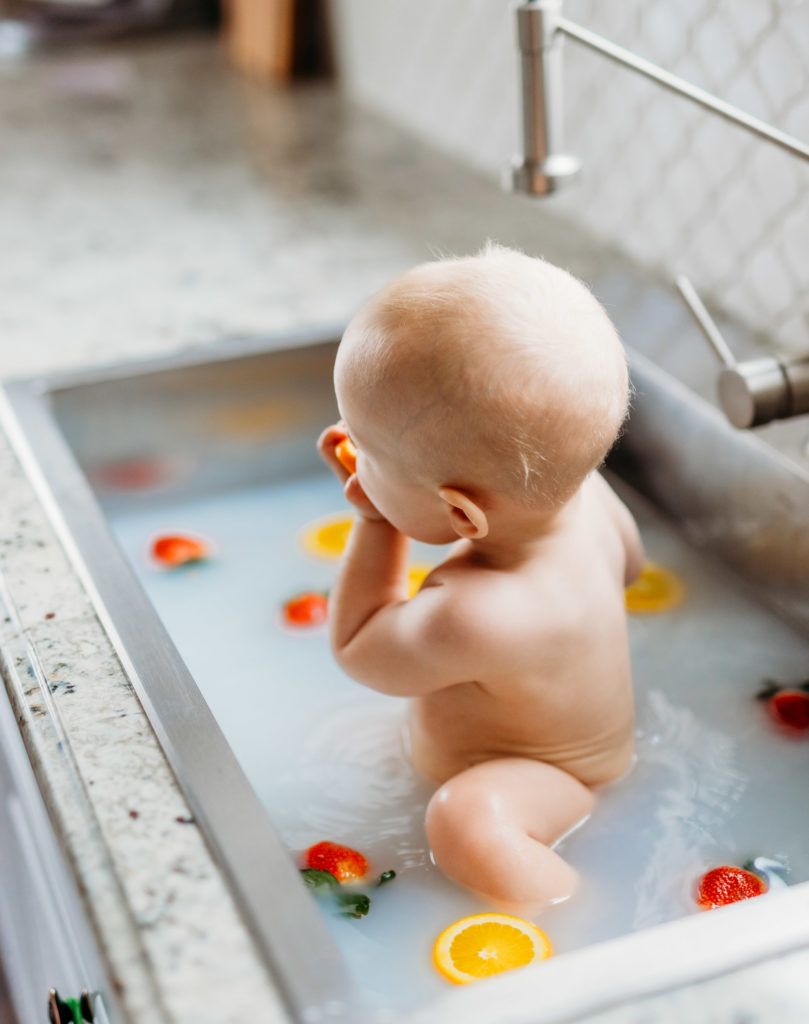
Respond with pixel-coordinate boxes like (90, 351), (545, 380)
(426, 776), (501, 870)
(424, 766), (584, 906)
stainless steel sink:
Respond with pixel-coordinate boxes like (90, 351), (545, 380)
(3, 306), (809, 1024)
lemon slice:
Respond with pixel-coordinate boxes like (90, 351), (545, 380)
(625, 561), (685, 614)
(433, 913), (553, 984)
(407, 563), (433, 598)
(300, 514), (355, 559)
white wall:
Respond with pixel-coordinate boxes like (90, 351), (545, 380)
(332, 0), (809, 353)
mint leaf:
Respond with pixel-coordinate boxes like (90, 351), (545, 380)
(300, 868), (339, 891)
(334, 890), (371, 918)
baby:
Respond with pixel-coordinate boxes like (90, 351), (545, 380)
(318, 244), (643, 910)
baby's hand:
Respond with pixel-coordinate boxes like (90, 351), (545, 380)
(317, 423), (386, 522)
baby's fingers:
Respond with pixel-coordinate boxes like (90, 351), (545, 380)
(344, 474), (385, 522)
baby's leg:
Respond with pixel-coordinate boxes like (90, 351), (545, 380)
(425, 758), (594, 909)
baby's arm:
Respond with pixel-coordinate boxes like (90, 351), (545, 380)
(317, 426), (484, 698)
(593, 473), (645, 585)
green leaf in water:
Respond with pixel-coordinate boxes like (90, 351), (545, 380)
(334, 890), (371, 918)
(300, 868), (339, 892)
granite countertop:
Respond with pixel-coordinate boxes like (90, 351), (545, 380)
(1, 32), (809, 1024)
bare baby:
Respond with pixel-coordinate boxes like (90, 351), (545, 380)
(318, 244), (643, 910)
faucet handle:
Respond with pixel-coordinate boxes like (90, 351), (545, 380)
(675, 275), (809, 429)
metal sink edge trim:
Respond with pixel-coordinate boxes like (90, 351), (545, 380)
(616, 349), (809, 636)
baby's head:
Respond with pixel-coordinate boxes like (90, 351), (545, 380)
(335, 244), (629, 544)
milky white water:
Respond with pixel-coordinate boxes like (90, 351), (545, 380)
(107, 472), (809, 1013)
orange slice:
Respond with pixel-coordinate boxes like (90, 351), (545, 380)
(301, 514), (354, 559)
(334, 437), (357, 475)
(407, 563), (433, 598)
(625, 562), (685, 614)
(433, 913), (552, 984)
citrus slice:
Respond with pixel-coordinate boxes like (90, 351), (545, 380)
(301, 514), (354, 559)
(407, 563), (433, 598)
(433, 913), (552, 984)
(625, 562), (684, 614)
(334, 437), (358, 475)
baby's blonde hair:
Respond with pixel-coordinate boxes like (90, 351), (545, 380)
(341, 243), (629, 508)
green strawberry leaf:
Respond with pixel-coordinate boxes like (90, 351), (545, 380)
(334, 890), (371, 918)
(300, 868), (339, 891)
(375, 870), (396, 887)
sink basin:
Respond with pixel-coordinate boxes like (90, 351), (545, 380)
(3, 312), (809, 1024)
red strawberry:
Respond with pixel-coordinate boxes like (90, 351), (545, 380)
(696, 866), (766, 910)
(768, 690), (809, 733)
(151, 534), (209, 568)
(305, 841), (368, 882)
(283, 592), (328, 627)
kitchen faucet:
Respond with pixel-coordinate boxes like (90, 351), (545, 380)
(512, 0), (809, 429)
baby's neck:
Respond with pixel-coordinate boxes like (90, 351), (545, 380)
(466, 488), (582, 571)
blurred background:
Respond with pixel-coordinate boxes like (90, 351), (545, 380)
(1, 6), (808, 1023)
(1, 0), (807, 375)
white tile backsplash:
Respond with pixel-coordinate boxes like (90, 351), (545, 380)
(332, 0), (809, 355)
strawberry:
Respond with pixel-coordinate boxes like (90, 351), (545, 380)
(283, 592), (328, 627)
(95, 457), (170, 492)
(696, 866), (766, 910)
(151, 534), (209, 568)
(768, 690), (809, 733)
(305, 841), (368, 882)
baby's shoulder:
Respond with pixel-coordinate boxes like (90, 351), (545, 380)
(422, 560), (551, 645)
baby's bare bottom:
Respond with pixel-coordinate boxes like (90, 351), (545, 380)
(425, 758), (594, 910)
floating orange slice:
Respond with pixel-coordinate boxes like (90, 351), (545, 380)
(433, 913), (553, 985)
(625, 562), (685, 614)
(334, 437), (357, 475)
(407, 563), (433, 598)
(301, 514), (354, 559)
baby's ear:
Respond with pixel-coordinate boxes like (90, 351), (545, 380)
(439, 486), (489, 540)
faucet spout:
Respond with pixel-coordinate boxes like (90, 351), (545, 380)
(511, 0), (580, 196)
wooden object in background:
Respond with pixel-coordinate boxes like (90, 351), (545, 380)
(223, 0), (331, 82)
(223, 0), (296, 81)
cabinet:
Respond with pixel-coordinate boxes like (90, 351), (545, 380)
(0, 681), (116, 1024)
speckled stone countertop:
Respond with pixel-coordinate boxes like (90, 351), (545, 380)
(1, 32), (809, 1024)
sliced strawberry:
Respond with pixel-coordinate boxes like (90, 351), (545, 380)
(283, 592), (328, 627)
(305, 841), (368, 882)
(151, 534), (209, 568)
(768, 690), (809, 733)
(696, 866), (766, 910)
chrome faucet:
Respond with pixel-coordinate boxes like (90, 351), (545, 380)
(512, 0), (809, 196)
(511, 0), (580, 196)
(512, 0), (809, 428)
(675, 276), (809, 430)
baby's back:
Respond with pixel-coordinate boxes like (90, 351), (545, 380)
(408, 476), (635, 787)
